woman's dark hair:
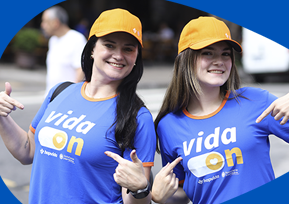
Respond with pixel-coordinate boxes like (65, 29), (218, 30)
(81, 35), (144, 151)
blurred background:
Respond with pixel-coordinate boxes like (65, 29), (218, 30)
(1, 0), (243, 69)
(3, 0), (288, 82)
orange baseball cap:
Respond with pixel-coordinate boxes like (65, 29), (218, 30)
(178, 16), (242, 54)
(88, 8), (143, 47)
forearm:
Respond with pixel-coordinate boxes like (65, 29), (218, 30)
(120, 166), (152, 204)
(0, 115), (34, 164)
(164, 187), (190, 204)
(152, 186), (190, 204)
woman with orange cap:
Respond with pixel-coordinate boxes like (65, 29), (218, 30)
(0, 8), (159, 203)
(154, 16), (289, 203)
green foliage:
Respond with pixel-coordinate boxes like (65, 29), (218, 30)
(12, 28), (41, 53)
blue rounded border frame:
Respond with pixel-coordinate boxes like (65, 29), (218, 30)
(0, 1), (65, 203)
(0, 0), (288, 203)
(0, 0), (65, 58)
(168, 0), (289, 49)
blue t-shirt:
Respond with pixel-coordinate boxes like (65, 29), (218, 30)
(29, 82), (156, 204)
(157, 87), (289, 204)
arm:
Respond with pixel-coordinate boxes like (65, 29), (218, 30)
(256, 92), (289, 125)
(164, 185), (190, 204)
(105, 150), (152, 204)
(0, 82), (35, 164)
(121, 166), (152, 204)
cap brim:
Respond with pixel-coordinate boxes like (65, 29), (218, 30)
(189, 38), (242, 52)
(92, 30), (143, 47)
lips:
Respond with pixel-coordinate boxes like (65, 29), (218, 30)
(108, 62), (125, 68)
(208, 70), (224, 74)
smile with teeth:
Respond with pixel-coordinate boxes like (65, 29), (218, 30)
(208, 70), (224, 74)
(109, 62), (125, 68)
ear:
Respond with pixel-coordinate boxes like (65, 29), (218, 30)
(52, 18), (61, 29)
(90, 51), (94, 59)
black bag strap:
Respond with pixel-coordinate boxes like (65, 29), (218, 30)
(50, 81), (74, 102)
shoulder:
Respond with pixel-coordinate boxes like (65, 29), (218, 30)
(237, 86), (266, 94)
(158, 110), (183, 129)
(235, 87), (272, 98)
(48, 36), (57, 45)
(48, 82), (82, 101)
(234, 87), (278, 105)
(137, 107), (153, 120)
(67, 30), (87, 40)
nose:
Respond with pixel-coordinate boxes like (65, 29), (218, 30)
(112, 48), (124, 61)
(212, 55), (224, 67)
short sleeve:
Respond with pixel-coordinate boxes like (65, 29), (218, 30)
(123, 107), (156, 167)
(157, 117), (185, 181)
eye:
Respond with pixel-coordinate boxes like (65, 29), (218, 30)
(104, 43), (114, 49)
(123, 46), (137, 52)
(201, 51), (212, 56)
(222, 52), (231, 56)
(124, 47), (132, 52)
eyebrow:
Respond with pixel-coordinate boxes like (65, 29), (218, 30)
(103, 39), (137, 47)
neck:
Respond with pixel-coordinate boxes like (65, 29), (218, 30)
(187, 87), (224, 116)
(54, 25), (70, 38)
(85, 80), (119, 99)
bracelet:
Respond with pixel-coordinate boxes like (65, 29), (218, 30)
(126, 180), (151, 199)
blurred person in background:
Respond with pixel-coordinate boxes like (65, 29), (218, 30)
(156, 22), (175, 61)
(41, 6), (87, 96)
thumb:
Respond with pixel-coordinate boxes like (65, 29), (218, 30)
(5, 82), (12, 96)
(130, 149), (141, 164)
(3, 82), (24, 110)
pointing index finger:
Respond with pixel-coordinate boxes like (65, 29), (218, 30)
(256, 103), (274, 123)
(105, 151), (124, 164)
(7, 97), (24, 110)
(163, 157), (182, 175)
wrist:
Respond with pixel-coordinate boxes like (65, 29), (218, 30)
(127, 180), (151, 199)
(152, 194), (167, 204)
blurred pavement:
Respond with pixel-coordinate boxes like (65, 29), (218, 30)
(0, 62), (176, 93)
(0, 62), (253, 93)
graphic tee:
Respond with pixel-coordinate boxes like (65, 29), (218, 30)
(158, 87), (289, 204)
(29, 82), (156, 204)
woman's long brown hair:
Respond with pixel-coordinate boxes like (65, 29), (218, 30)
(154, 46), (241, 153)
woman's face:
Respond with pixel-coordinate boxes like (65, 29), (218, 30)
(196, 41), (232, 90)
(91, 32), (139, 85)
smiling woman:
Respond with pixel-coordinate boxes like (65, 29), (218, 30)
(153, 16), (289, 204)
(196, 42), (232, 96)
(89, 32), (139, 92)
(0, 8), (157, 204)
